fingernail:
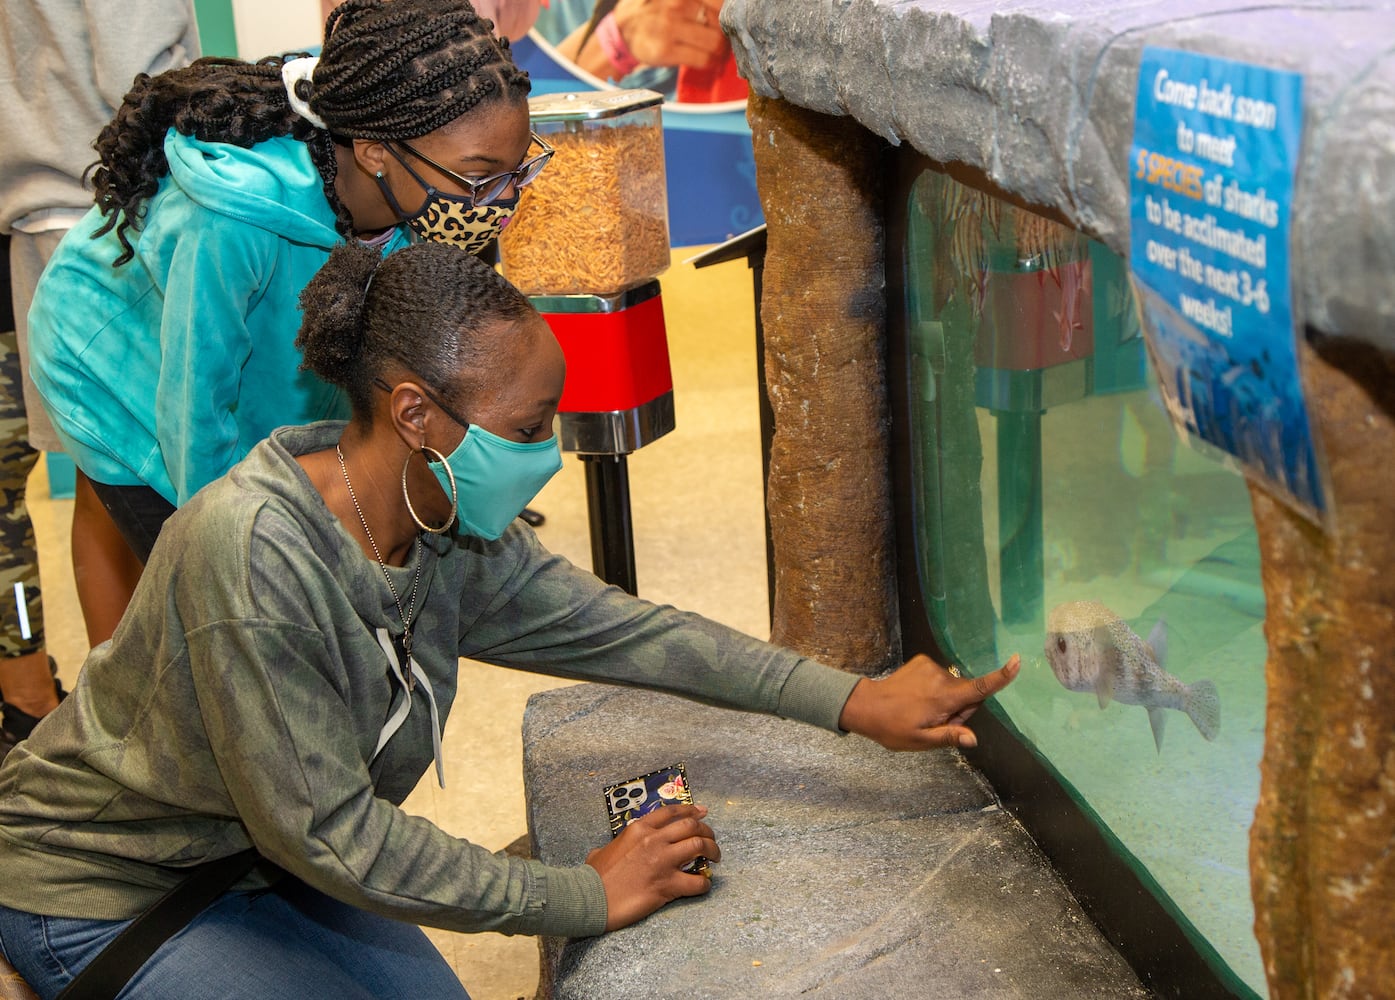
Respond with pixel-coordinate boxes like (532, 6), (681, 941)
(958, 733), (977, 749)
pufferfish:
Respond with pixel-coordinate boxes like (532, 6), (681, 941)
(1044, 601), (1221, 753)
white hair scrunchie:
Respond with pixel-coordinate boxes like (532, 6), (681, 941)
(281, 56), (327, 130)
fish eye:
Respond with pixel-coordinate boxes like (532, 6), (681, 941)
(1056, 637), (1067, 653)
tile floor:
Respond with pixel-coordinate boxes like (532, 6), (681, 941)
(25, 246), (768, 1000)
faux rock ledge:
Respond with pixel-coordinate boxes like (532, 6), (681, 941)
(523, 684), (1151, 999)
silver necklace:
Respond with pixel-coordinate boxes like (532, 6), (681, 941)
(337, 445), (423, 677)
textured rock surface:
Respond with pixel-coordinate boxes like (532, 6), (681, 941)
(749, 95), (900, 675)
(524, 683), (1151, 999)
(724, 0), (1395, 349)
(1247, 338), (1395, 998)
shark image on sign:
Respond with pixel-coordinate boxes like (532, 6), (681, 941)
(1044, 600), (1221, 752)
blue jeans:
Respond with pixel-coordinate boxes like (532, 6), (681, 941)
(0, 877), (470, 999)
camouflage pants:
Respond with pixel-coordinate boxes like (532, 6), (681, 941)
(0, 325), (43, 657)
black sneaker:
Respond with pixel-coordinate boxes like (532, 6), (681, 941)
(0, 663), (66, 764)
(1, 702), (45, 762)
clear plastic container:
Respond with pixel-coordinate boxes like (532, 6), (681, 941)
(500, 89), (671, 296)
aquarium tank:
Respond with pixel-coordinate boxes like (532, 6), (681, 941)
(889, 165), (1268, 998)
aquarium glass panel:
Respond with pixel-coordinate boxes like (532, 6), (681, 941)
(901, 169), (1267, 997)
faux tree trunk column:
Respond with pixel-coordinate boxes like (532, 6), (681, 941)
(1248, 337), (1395, 998)
(747, 95), (900, 675)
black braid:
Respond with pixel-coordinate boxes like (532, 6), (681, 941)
(90, 56), (317, 265)
(298, 239), (535, 418)
(311, 0), (530, 140)
(90, 0), (530, 267)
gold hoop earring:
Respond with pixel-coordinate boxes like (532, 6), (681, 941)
(402, 446), (457, 534)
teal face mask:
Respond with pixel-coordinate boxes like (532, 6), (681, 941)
(430, 423), (562, 540)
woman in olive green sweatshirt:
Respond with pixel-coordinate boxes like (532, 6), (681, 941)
(0, 240), (1019, 998)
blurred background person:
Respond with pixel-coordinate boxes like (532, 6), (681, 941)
(0, 0), (200, 760)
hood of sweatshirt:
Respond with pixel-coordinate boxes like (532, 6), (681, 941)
(163, 130), (344, 250)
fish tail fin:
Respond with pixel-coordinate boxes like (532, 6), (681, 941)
(1184, 679), (1221, 742)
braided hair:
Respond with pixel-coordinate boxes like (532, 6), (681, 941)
(89, 0), (531, 265)
(297, 239), (536, 418)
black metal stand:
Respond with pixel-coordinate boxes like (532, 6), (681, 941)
(690, 226), (773, 623)
(581, 453), (638, 595)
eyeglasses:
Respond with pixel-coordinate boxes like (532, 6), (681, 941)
(390, 132), (554, 207)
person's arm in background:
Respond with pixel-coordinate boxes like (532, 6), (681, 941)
(321, 0), (541, 40)
(471, 0), (544, 40)
(87, 0), (200, 110)
(557, 0), (726, 81)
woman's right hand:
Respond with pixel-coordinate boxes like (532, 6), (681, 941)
(586, 803), (720, 931)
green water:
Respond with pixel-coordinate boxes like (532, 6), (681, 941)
(902, 171), (1267, 996)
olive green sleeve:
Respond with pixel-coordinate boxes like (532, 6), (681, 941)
(774, 659), (863, 732)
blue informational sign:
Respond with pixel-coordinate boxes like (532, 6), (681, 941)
(1129, 47), (1325, 518)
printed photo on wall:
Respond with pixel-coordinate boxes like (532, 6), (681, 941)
(233, 0), (747, 110)
(526, 0), (749, 110)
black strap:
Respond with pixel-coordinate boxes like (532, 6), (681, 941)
(55, 849), (261, 1000)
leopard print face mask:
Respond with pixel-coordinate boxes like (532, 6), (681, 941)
(373, 159), (518, 256)
(403, 189), (518, 255)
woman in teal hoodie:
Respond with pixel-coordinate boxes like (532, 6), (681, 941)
(27, 0), (552, 565)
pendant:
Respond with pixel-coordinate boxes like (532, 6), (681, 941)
(398, 629), (416, 692)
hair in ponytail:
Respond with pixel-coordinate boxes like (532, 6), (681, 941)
(293, 241), (381, 396)
(297, 240), (535, 418)
(89, 0), (530, 265)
